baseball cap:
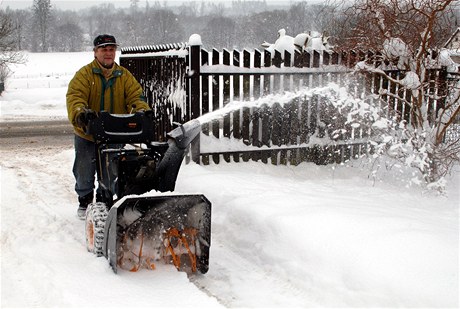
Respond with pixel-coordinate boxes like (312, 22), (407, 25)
(93, 34), (119, 48)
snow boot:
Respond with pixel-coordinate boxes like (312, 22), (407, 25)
(77, 192), (93, 220)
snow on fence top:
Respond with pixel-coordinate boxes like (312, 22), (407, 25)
(121, 42), (188, 55)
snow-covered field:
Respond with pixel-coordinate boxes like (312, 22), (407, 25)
(1, 52), (459, 308)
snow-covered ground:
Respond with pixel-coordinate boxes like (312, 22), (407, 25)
(1, 52), (459, 308)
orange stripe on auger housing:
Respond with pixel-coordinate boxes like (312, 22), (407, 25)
(163, 227), (198, 273)
(129, 231), (144, 272)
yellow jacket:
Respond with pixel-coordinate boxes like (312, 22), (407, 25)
(66, 59), (150, 140)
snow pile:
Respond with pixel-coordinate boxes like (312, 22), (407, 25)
(261, 29), (333, 58)
(383, 38), (410, 60)
(439, 48), (460, 72)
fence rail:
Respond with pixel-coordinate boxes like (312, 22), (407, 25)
(120, 35), (451, 166)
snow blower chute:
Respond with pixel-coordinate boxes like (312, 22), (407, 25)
(84, 111), (211, 274)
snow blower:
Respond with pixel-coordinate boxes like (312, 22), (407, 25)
(84, 111), (211, 274)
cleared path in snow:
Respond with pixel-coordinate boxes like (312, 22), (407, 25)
(0, 143), (223, 307)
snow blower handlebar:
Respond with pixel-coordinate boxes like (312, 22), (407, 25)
(86, 111), (155, 144)
(85, 111), (200, 149)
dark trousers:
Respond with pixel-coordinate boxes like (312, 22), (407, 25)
(72, 135), (119, 200)
(73, 135), (96, 198)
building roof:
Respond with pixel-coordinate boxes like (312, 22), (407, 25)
(444, 27), (460, 49)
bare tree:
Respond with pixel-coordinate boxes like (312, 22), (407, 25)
(9, 9), (30, 50)
(144, 8), (184, 44)
(334, 0), (456, 51)
(202, 16), (236, 49)
(32, 0), (52, 52)
(130, 0), (140, 11)
(53, 22), (84, 52)
(238, 9), (289, 49)
(334, 0), (460, 185)
(0, 9), (25, 91)
(92, 3), (117, 35)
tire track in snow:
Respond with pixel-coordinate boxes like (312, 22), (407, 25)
(1, 145), (84, 245)
(1, 147), (89, 307)
(191, 238), (314, 307)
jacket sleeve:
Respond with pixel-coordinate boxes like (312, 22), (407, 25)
(66, 68), (91, 126)
(123, 69), (151, 112)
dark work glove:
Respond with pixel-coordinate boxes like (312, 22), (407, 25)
(76, 109), (97, 129)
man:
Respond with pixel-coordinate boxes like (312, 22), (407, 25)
(66, 34), (150, 219)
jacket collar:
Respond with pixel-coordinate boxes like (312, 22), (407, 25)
(91, 59), (123, 77)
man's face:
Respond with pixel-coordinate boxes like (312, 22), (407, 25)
(94, 45), (117, 68)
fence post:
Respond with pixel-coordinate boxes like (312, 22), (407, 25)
(188, 34), (202, 163)
(189, 34), (201, 120)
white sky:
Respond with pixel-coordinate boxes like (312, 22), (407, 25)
(1, 0), (315, 11)
(3, 0), (151, 10)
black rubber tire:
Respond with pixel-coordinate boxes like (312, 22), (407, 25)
(85, 202), (108, 257)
